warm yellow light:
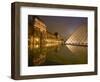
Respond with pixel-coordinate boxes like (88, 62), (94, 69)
(45, 43), (59, 47)
(46, 39), (52, 42)
(35, 38), (39, 42)
(34, 44), (39, 48)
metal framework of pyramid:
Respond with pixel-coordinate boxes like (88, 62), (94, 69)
(65, 24), (87, 46)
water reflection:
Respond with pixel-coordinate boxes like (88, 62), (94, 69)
(28, 44), (87, 66)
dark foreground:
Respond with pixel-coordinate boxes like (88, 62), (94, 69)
(28, 44), (87, 66)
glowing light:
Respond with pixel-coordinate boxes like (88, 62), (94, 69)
(34, 44), (39, 48)
(45, 43), (59, 47)
(35, 38), (39, 42)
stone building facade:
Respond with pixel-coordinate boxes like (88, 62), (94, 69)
(28, 16), (63, 49)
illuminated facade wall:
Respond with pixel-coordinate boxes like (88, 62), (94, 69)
(28, 16), (47, 48)
(65, 24), (87, 46)
(46, 32), (62, 44)
(28, 16), (63, 48)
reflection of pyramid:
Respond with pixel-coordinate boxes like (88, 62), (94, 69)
(65, 24), (87, 46)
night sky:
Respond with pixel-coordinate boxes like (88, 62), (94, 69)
(29, 15), (87, 40)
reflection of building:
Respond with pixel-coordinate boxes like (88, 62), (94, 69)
(33, 54), (46, 66)
(66, 45), (87, 55)
(65, 24), (87, 46)
(28, 16), (63, 48)
(28, 46), (47, 66)
(28, 42), (61, 66)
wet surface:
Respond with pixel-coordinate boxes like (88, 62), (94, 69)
(28, 44), (87, 66)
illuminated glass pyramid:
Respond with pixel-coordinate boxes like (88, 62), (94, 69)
(65, 24), (87, 46)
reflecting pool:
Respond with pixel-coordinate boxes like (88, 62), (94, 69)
(28, 44), (87, 66)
